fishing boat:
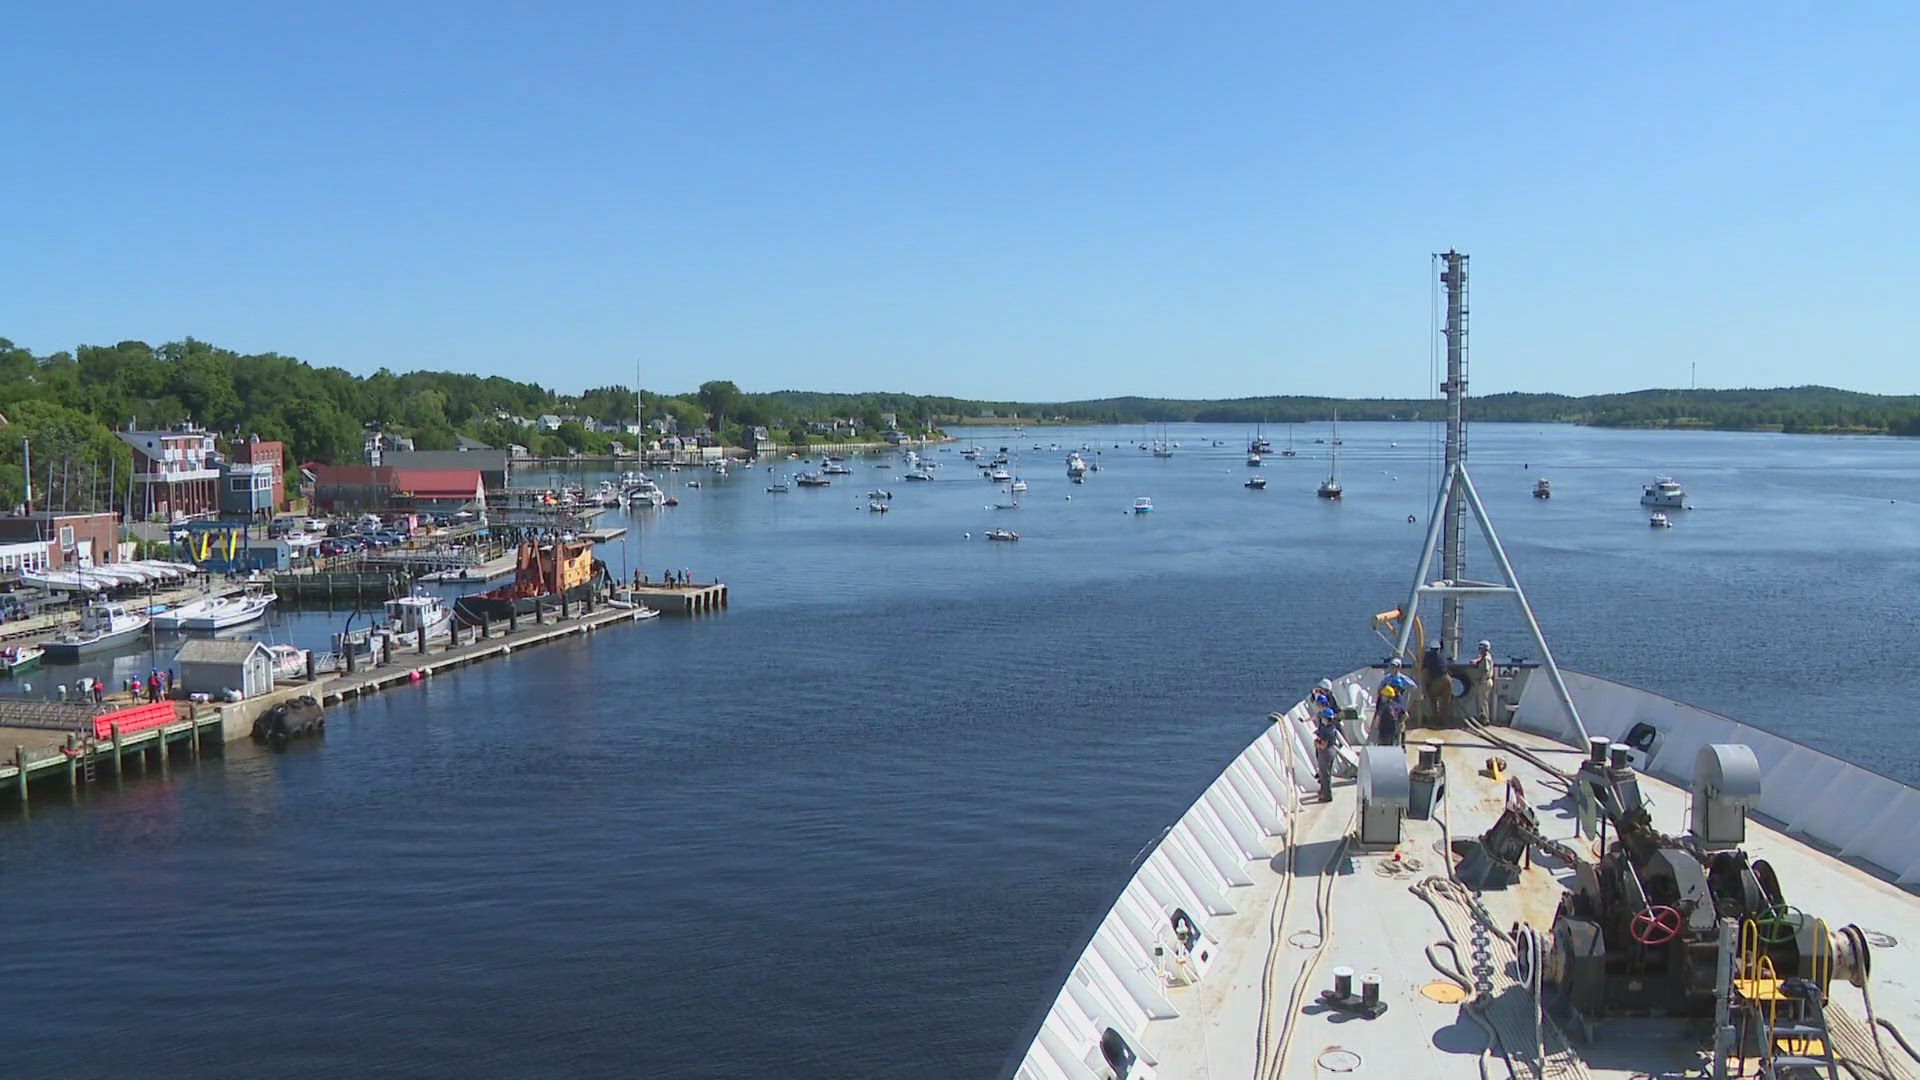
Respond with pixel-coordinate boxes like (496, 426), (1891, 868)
(41, 601), (151, 659)
(1643, 475), (1687, 508)
(1651, 510), (1673, 528)
(1007, 250), (1920, 1080)
(1535, 477), (1553, 499)
(157, 591), (277, 631)
(1244, 475), (1267, 489)
(0, 644), (44, 676)
(452, 537), (604, 622)
(985, 528), (1018, 542)
(905, 467), (934, 481)
(1132, 497), (1154, 514)
(823, 461), (852, 476)
(267, 643), (310, 682)
(796, 472), (831, 487)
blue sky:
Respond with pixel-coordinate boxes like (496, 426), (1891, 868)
(5, 3), (1916, 398)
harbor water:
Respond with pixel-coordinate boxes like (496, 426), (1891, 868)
(2, 423), (1915, 1078)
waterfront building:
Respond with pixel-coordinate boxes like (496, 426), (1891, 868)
(116, 421), (218, 520)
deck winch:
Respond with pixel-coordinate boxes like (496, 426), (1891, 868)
(1545, 740), (1871, 1027)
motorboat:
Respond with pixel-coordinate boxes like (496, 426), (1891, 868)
(1244, 475), (1267, 489)
(868, 500), (889, 513)
(1650, 510), (1672, 527)
(1132, 497), (1154, 514)
(795, 472), (831, 487)
(1066, 452), (1088, 477)
(159, 591), (276, 631)
(41, 601), (151, 659)
(985, 528), (1018, 542)
(868, 489), (892, 500)
(1247, 452), (1262, 466)
(823, 461), (852, 476)
(1012, 250), (1920, 1080)
(267, 643), (310, 682)
(1010, 478), (1028, 493)
(989, 466), (1011, 483)
(1535, 477), (1553, 499)
(1642, 475), (1687, 508)
(766, 481), (790, 493)
(0, 644), (44, 676)
(904, 468), (934, 481)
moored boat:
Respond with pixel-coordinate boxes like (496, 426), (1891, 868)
(41, 602), (150, 659)
(0, 644), (44, 675)
(453, 538), (605, 623)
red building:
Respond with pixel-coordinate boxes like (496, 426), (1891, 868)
(390, 470), (486, 513)
(116, 422), (219, 521)
(229, 436), (286, 511)
(0, 511), (119, 569)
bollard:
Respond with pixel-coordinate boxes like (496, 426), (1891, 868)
(383, 636), (394, 666)
(111, 723), (123, 776)
(1332, 967), (1353, 999)
(509, 607), (518, 633)
(1360, 973), (1381, 1010)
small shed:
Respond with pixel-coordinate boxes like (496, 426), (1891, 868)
(175, 639), (274, 700)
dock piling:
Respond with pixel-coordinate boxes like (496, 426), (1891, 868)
(14, 746), (26, 805)
(110, 724), (122, 777)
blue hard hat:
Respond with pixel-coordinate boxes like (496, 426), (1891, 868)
(1319, 707), (1338, 720)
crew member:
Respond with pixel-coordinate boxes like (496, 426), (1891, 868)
(1308, 677), (1339, 716)
(1421, 642), (1452, 727)
(1374, 685), (1405, 746)
(1469, 640), (1496, 721)
(1313, 708), (1342, 802)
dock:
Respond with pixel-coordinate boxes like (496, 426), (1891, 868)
(584, 526), (627, 543)
(0, 699), (227, 803)
(623, 581), (728, 615)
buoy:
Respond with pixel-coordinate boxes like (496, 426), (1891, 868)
(409, 670), (422, 682)
(1408, 514), (1417, 524)
(963, 532), (971, 539)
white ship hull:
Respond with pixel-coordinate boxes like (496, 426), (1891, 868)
(1007, 669), (1920, 1080)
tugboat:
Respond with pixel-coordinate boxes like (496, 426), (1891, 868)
(453, 537), (605, 622)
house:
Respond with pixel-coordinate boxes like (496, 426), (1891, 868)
(749, 426), (776, 454)
(116, 421), (219, 520)
(175, 639), (274, 700)
(390, 469), (487, 513)
(648, 417), (677, 435)
(362, 429), (414, 467)
(883, 429), (911, 445)
(455, 434), (493, 451)
(0, 511), (119, 570)
(881, 412), (898, 429)
(381, 449), (509, 489)
(219, 461), (277, 518)
(228, 436), (286, 511)
(508, 444), (529, 459)
(537, 414), (564, 431)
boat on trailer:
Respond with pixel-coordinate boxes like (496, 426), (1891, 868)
(1005, 251), (1920, 1080)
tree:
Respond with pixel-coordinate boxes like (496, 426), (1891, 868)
(0, 399), (133, 512)
(698, 380), (741, 431)
(786, 427), (809, 447)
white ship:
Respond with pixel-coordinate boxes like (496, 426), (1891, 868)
(1643, 476), (1688, 508)
(1007, 253), (1920, 1080)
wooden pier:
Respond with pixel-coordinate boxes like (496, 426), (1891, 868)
(0, 701), (226, 804)
(321, 604), (647, 704)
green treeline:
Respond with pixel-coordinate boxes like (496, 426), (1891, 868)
(2, 334), (1916, 511)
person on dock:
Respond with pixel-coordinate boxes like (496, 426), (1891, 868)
(91, 679), (104, 705)
(1313, 708), (1341, 802)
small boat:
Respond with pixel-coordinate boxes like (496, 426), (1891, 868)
(868, 489), (892, 500)
(766, 482), (790, 493)
(179, 592), (276, 631)
(988, 466), (1011, 482)
(0, 644), (45, 676)
(904, 468), (934, 481)
(1650, 511), (1672, 528)
(686, 480), (701, 489)
(1642, 475), (1686, 508)
(42, 602), (152, 659)
(1132, 497), (1154, 514)
(1066, 453), (1088, 477)
(1245, 475), (1267, 489)
(1071, 474), (1084, 484)
(795, 472), (831, 487)
(985, 528), (1019, 542)
(873, 462), (891, 469)
(1010, 478), (1028, 493)
(823, 461), (852, 476)
(1317, 411), (1344, 499)
(868, 501), (889, 513)
(1247, 452), (1262, 466)
(1534, 478), (1552, 499)
(663, 496), (679, 506)
(267, 643), (310, 682)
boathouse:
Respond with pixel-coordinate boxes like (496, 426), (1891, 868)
(175, 639), (274, 700)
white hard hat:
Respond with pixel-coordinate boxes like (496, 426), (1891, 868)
(1316, 678), (1334, 691)
(1477, 639), (1491, 650)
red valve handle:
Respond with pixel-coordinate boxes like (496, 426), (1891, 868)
(1631, 905), (1684, 946)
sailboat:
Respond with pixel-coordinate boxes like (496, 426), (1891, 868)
(1152, 422), (1174, 458)
(1282, 422), (1297, 457)
(1316, 411), (1342, 499)
(1249, 419), (1272, 457)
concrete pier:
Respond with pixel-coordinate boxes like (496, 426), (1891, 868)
(625, 582), (728, 615)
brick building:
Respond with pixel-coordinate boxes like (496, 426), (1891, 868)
(0, 511), (119, 569)
(116, 422), (219, 520)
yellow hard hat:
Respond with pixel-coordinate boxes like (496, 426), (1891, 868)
(1381, 685), (1398, 700)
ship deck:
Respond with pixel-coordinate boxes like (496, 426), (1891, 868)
(1138, 724), (1920, 1079)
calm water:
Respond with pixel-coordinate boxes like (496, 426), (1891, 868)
(3, 423), (1916, 1078)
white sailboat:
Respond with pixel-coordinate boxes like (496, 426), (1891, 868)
(1316, 411), (1343, 499)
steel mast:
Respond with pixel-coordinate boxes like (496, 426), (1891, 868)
(1439, 250), (1468, 661)
(1392, 251), (1588, 743)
